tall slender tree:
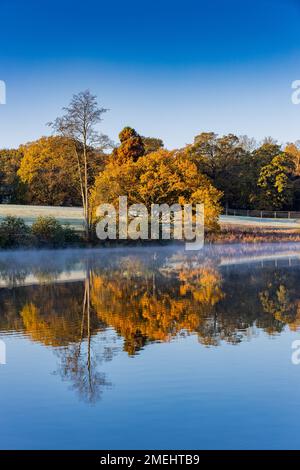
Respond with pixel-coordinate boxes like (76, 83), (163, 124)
(49, 90), (110, 238)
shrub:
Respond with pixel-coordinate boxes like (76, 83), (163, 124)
(62, 224), (81, 245)
(0, 216), (31, 248)
(31, 217), (80, 247)
(31, 216), (66, 247)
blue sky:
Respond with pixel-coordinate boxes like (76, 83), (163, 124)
(0, 0), (300, 149)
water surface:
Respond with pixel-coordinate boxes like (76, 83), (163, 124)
(1, 244), (300, 449)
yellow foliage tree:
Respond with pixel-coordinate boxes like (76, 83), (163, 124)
(18, 136), (81, 205)
(91, 148), (222, 231)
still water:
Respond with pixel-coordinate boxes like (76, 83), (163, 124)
(1, 244), (300, 449)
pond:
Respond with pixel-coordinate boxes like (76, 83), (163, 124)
(1, 244), (300, 449)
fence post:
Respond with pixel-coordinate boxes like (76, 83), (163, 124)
(274, 212), (276, 219)
(288, 212), (291, 219)
(260, 211), (263, 219)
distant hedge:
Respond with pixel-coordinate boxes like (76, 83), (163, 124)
(0, 216), (81, 248)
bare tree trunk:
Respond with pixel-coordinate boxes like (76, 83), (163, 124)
(86, 269), (92, 393)
(73, 146), (86, 224)
(83, 143), (90, 241)
(76, 283), (87, 360)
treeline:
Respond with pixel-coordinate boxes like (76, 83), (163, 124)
(1, 131), (300, 212)
(1, 91), (300, 234)
(0, 133), (165, 207)
(2, 130), (300, 213)
(187, 133), (300, 211)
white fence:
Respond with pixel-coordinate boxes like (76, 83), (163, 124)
(225, 208), (300, 219)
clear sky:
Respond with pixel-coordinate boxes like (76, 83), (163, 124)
(0, 0), (300, 149)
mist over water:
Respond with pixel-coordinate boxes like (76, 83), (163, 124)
(1, 244), (300, 449)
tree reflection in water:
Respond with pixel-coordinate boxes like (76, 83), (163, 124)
(54, 266), (116, 404)
(1, 245), (300, 402)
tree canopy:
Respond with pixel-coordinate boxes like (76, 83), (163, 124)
(2, 97), (300, 215)
(91, 148), (222, 230)
(0, 149), (26, 203)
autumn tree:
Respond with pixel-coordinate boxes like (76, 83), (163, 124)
(185, 133), (300, 210)
(91, 148), (222, 230)
(18, 136), (81, 205)
(186, 132), (252, 209)
(0, 149), (27, 203)
(252, 142), (282, 167)
(111, 127), (145, 164)
(257, 154), (295, 210)
(285, 142), (300, 177)
(49, 90), (110, 237)
(18, 136), (107, 206)
(141, 136), (164, 154)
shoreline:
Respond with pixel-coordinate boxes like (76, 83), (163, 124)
(1, 228), (300, 250)
(208, 225), (300, 244)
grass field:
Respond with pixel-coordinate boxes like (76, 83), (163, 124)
(0, 204), (85, 231)
(220, 214), (300, 228)
(1, 205), (300, 241)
